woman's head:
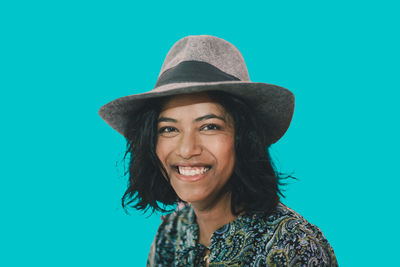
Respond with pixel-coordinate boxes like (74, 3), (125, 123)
(122, 90), (284, 215)
(156, 92), (235, 210)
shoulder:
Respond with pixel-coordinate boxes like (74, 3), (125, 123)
(255, 203), (338, 266)
(147, 205), (195, 266)
(156, 204), (194, 242)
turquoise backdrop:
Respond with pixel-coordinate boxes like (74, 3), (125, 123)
(1, 1), (399, 266)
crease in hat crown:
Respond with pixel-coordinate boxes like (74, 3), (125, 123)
(158, 35), (250, 83)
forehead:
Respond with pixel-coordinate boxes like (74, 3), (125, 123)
(159, 92), (226, 115)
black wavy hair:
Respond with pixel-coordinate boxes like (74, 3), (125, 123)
(121, 90), (290, 216)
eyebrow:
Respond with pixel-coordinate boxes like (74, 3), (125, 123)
(195, 114), (226, 122)
(158, 113), (226, 123)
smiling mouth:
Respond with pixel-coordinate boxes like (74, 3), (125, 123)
(175, 166), (211, 176)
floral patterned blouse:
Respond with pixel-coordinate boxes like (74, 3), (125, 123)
(147, 203), (338, 266)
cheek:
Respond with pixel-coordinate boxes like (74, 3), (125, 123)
(155, 141), (165, 164)
(208, 137), (235, 168)
(156, 141), (174, 181)
(156, 139), (173, 165)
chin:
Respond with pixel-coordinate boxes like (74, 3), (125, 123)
(177, 192), (207, 204)
(174, 186), (210, 204)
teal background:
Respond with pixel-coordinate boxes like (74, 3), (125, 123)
(1, 1), (399, 266)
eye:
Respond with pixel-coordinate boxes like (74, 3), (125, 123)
(158, 126), (178, 134)
(201, 124), (221, 131)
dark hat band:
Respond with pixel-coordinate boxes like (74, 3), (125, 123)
(155, 60), (240, 88)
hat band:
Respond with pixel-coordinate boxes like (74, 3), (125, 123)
(155, 60), (240, 87)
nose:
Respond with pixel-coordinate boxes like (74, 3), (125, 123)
(176, 130), (202, 159)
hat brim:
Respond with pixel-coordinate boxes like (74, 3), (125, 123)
(98, 81), (294, 143)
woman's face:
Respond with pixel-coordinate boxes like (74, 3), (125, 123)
(156, 93), (235, 208)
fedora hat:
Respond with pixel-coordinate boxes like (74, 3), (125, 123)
(99, 35), (294, 143)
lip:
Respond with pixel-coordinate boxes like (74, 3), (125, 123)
(172, 165), (211, 182)
(173, 162), (211, 167)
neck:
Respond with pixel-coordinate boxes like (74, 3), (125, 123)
(191, 191), (237, 247)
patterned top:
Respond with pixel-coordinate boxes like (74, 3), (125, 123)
(147, 203), (338, 266)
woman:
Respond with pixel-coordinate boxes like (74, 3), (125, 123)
(99, 35), (338, 266)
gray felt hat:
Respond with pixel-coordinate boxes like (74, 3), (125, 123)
(99, 35), (295, 143)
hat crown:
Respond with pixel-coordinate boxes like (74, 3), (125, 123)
(159, 35), (250, 82)
(99, 35), (294, 144)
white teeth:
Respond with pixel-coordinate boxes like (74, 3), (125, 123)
(178, 166), (210, 176)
